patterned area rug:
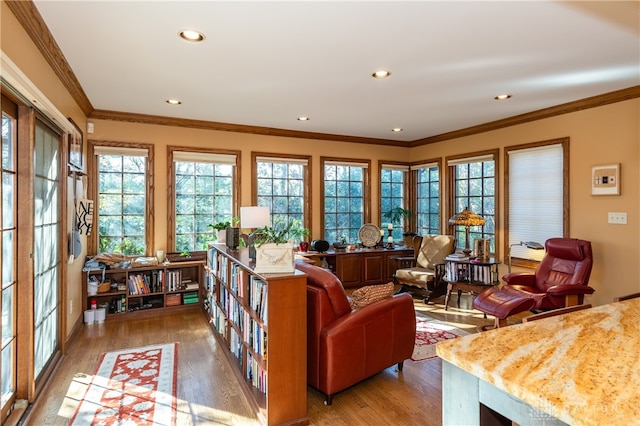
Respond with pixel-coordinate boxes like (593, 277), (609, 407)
(411, 316), (470, 362)
(69, 343), (178, 425)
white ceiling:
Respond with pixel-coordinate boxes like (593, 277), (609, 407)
(33, 1), (639, 143)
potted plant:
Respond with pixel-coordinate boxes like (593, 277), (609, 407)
(253, 219), (310, 273)
(208, 217), (240, 247)
(383, 206), (416, 246)
(209, 219), (231, 244)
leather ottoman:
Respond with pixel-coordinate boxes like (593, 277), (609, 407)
(473, 287), (536, 331)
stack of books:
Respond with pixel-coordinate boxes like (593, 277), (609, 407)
(445, 253), (470, 262)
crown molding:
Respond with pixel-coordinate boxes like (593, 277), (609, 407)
(89, 109), (409, 147)
(411, 85), (640, 146)
(6, 0), (94, 116)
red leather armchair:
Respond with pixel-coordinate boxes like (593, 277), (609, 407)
(500, 237), (595, 310)
(296, 262), (416, 405)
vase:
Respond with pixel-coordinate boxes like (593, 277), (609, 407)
(226, 227), (240, 249)
(216, 230), (227, 244)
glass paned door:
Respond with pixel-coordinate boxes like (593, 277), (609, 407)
(33, 122), (60, 379)
(1, 112), (17, 418)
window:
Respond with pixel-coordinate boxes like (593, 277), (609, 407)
(448, 152), (497, 252)
(171, 149), (238, 252)
(322, 158), (370, 243)
(506, 139), (567, 265)
(254, 154), (310, 229)
(33, 119), (61, 380)
(413, 161), (440, 236)
(380, 164), (408, 241)
(92, 144), (153, 255)
(1, 111), (16, 418)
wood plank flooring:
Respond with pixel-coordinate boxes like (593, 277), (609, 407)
(23, 292), (528, 425)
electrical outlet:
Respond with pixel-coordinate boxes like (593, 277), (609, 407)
(608, 212), (627, 224)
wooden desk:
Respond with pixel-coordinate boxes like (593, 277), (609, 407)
(298, 246), (412, 287)
(436, 299), (640, 425)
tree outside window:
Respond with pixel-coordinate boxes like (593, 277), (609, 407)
(97, 154), (147, 255)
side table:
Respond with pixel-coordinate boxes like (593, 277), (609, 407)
(443, 257), (500, 310)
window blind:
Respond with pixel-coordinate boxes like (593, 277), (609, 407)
(410, 162), (438, 170)
(447, 154), (494, 166)
(508, 144), (563, 261)
(324, 160), (369, 168)
(381, 164), (410, 171)
(173, 151), (236, 164)
(255, 156), (308, 166)
(94, 146), (149, 157)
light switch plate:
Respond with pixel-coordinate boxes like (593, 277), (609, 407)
(608, 212), (627, 224)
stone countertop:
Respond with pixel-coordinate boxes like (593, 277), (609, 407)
(436, 298), (640, 426)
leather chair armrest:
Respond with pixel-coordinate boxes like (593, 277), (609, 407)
(547, 284), (595, 296)
(502, 272), (536, 286)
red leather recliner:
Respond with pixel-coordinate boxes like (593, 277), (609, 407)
(500, 237), (594, 310)
(295, 262), (416, 405)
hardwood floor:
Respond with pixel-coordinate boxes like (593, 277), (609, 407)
(23, 292), (528, 425)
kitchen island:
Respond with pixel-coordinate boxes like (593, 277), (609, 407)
(436, 298), (640, 425)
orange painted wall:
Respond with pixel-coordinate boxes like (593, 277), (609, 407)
(409, 99), (640, 306)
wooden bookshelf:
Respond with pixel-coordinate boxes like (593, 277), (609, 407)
(205, 243), (308, 426)
(81, 260), (204, 319)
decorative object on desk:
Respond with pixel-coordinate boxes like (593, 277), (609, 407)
(69, 343), (178, 426)
(358, 223), (382, 248)
(311, 239), (329, 252)
(508, 240), (544, 273)
(473, 238), (490, 259)
(448, 207), (485, 255)
(383, 206), (415, 245)
(225, 217), (241, 249)
(253, 218), (309, 273)
(240, 206), (271, 258)
(411, 315), (469, 362)
(299, 241), (309, 252)
(591, 163), (620, 195)
(332, 234), (347, 250)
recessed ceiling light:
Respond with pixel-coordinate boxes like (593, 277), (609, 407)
(297, 116), (310, 121)
(179, 30), (205, 42)
(494, 94), (512, 101)
(392, 128), (403, 132)
(372, 70), (391, 79)
(166, 99), (182, 105)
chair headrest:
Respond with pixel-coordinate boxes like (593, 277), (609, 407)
(545, 238), (589, 261)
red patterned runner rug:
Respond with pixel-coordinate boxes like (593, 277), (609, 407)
(69, 343), (178, 425)
(411, 316), (469, 362)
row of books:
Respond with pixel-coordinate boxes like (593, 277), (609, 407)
(229, 327), (244, 367)
(217, 254), (229, 284)
(246, 352), (267, 394)
(128, 272), (162, 295)
(243, 312), (267, 360)
(445, 263), (497, 284)
(230, 263), (245, 297)
(248, 276), (268, 323)
(221, 285), (244, 330)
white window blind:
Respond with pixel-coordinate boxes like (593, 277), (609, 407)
(94, 146), (149, 157)
(410, 162), (438, 170)
(256, 156), (308, 166)
(324, 160), (369, 168)
(508, 144), (563, 261)
(173, 151), (236, 164)
(381, 164), (409, 171)
(447, 154), (493, 167)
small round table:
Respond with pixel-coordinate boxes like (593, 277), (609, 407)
(443, 257), (500, 310)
